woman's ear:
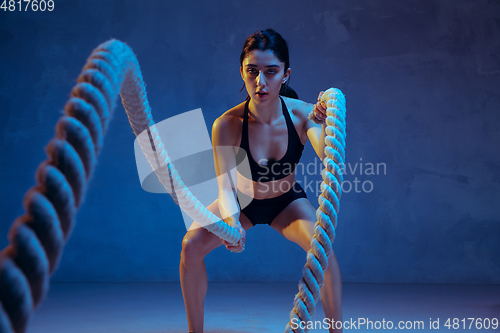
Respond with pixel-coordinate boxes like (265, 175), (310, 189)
(284, 67), (291, 81)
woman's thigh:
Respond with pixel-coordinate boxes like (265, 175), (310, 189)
(183, 198), (253, 256)
(270, 198), (317, 251)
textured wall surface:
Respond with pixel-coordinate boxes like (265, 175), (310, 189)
(1, 0), (499, 283)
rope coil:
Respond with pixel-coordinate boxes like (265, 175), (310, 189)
(0, 39), (345, 333)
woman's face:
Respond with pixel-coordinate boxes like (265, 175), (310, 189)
(240, 49), (290, 102)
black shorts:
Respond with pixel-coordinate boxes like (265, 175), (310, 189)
(236, 182), (307, 226)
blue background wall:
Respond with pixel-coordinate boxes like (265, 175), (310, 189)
(1, 0), (499, 284)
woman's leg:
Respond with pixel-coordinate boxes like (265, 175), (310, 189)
(271, 198), (343, 333)
(180, 199), (252, 333)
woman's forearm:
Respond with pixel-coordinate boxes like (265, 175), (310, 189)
(218, 188), (240, 225)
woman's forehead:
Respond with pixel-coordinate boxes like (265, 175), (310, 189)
(243, 49), (283, 67)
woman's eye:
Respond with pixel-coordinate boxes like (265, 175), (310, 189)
(247, 69), (257, 74)
(267, 69), (276, 74)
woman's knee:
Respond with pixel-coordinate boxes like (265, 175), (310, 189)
(181, 233), (204, 262)
(181, 228), (220, 263)
(301, 224), (337, 255)
(181, 198), (223, 260)
(296, 220), (317, 252)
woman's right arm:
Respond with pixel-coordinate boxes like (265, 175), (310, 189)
(211, 115), (246, 250)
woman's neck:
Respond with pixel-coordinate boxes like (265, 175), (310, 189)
(248, 95), (282, 125)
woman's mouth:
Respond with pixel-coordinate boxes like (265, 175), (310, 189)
(256, 91), (267, 98)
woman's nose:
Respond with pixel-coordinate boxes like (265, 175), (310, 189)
(256, 71), (266, 86)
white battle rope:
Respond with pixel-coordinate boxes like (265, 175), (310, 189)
(0, 39), (345, 333)
(285, 88), (346, 332)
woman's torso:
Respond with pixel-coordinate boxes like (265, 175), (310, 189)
(225, 96), (308, 199)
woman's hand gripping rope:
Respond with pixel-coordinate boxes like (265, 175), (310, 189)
(309, 91), (327, 124)
(220, 216), (246, 253)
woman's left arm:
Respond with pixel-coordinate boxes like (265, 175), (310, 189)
(300, 92), (328, 161)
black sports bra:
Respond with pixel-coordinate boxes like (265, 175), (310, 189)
(235, 96), (304, 182)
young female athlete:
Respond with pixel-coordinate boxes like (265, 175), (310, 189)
(179, 29), (343, 333)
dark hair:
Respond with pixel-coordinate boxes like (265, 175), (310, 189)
(239, 29), (298, 100)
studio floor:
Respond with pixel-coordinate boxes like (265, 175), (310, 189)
(29, 282), (500, 333)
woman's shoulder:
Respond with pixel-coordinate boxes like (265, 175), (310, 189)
(211, 101), (246, 145)
(214, 101), (245, 128)
(281, 96), (314, 121)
